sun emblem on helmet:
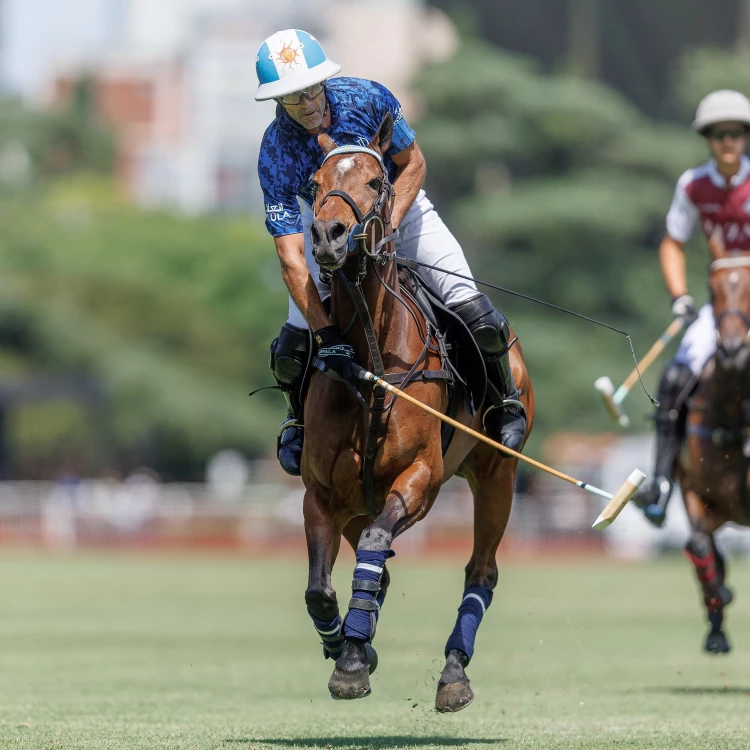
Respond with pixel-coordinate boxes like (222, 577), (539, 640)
(271, 39), (304, 70)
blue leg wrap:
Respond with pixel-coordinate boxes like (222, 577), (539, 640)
(444, 586), (493, 662)
(343, 548), (394, 642)
(309, 612), (345, 660)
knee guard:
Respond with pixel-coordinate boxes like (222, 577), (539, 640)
(655, 359), (695, 433)
(270, 324), (310, 389)
(451, 294), (517, 402)
(270, 324), (310, 418)
(451, 294), (510, 356)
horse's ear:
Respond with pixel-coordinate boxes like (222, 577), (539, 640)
(318, 133), (337, 156)
(708, 226), (727, 258)
(369, 112), (393, 155)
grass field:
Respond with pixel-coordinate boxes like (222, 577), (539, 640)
(1, 552), (750, 750)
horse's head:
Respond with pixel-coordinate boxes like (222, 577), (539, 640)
(708, 230), (750, 373)
(310, 113), (394, 271)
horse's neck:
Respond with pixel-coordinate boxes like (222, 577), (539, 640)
(330, 258), (406, 367)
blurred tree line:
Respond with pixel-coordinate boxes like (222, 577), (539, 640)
(414, 35), (750, 444)
(427, 0), (749, 117)
(0, 32), (748, 479)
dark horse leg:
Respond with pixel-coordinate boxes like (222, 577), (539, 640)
(436, 453), (515, 712)
(303, 482), (347, 663)
(304, 489), (390, 671)
(328, 461), (438, 700)
(683, 490), (733, 654)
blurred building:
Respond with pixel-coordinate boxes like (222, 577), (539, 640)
(11, 0), (456, 214)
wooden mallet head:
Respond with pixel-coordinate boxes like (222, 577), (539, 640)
(594, 376), (630, 427)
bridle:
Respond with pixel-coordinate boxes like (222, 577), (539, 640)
(317, 145), (399, 269)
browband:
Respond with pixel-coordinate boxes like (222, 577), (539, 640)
(322, 145), (385, 170)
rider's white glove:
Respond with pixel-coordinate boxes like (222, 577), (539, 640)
(671, 294), (697, 325)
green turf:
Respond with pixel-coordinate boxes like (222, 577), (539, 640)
(1, 551), (749, 749)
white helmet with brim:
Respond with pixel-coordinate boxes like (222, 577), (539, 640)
(692, 89), (750, 134)
(255, 29), (341, 101)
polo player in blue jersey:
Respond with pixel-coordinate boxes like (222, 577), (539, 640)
(256, 29), (526, 475)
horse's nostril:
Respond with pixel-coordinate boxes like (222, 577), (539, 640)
(328, 222), (347, 243)
(310, 223), (322, 245)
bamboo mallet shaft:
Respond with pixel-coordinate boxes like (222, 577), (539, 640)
(359, 370), (643, 512)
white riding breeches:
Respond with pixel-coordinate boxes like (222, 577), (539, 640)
(674, 304), (716, 376)
(286, 190), (479, 329)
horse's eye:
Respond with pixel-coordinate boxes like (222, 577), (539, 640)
(367, 178), (382, 191)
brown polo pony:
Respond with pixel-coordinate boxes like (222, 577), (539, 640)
(678, 233), (750, 653)
(299, 113), (534, 711)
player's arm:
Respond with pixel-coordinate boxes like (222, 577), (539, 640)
(390, 141), (426, 230)
(274, 233), (330, 331)
(662, 175), (698, 321)
(659, 235), (688, 299)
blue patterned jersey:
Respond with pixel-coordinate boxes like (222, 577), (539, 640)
(258, 77), (416, 237)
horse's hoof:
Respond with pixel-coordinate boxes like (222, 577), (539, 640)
(435, 679), (474, 713)
(328, 665), (371, 700)
(364, 642), (378, 675)
(705, 630), (731, 654)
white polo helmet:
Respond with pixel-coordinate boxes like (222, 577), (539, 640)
(254, 29), (341, 101)
(692, 89), (750, 133)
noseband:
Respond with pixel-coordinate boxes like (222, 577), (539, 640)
(318, 145), (398, 261)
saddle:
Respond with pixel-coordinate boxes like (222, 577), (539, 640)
(397, 266), (487, 416)
(303, 267), (487, 454)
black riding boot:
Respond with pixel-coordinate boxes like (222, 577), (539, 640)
(635, 359), (695, 527)
(451, 294), (527, 452)
(269, 324), (310, 476)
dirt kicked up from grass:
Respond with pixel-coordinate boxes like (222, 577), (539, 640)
(0, 552), (749, 749)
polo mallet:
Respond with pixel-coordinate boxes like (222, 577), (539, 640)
(594, 317), (685, 427)
(357, 370), (645, 530)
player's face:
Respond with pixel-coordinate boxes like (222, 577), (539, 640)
(280, 84), (327, 131)
(707, 121), (748, 168)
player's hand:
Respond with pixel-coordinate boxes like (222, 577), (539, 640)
(671, 294), (697, 325)
(314, 326), (358, 382)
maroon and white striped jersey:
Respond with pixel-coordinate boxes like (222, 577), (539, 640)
(666, 155), (750, 250)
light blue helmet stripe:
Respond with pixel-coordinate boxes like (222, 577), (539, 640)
(298, 30), (326, 69)
(256, 41), (280, 84)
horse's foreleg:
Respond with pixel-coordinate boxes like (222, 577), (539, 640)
(683, 490), (732, 653)
(328, 461), (437, 700)
(304, 483), (347, 662)
(436, 457), (514, 713)
(343, 515), (392, 619)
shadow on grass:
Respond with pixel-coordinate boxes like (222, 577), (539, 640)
(649, 686), (750, 696)
(224, 738), (506, 748)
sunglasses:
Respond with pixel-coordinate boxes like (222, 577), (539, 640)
(708, 128), (747, 141)
(278, 83), (325, 106)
